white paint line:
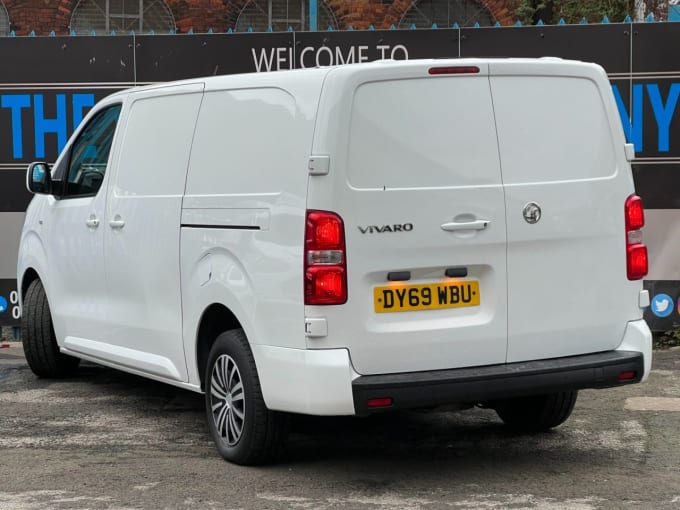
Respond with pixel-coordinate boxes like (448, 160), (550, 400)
(621, 420), (648, 438)
(625, 397), (680, 412)
(450, 494), (603, 510)
(257, 494), (310, 503)
(132, 483), (159, 491)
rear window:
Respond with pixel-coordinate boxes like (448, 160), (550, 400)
(347, 77), (501, 189)
(490, 76), (616, 184)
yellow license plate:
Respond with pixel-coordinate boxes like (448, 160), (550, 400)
(373, 281), (480, 313)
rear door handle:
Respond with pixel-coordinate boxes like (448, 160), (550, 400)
(109, 216), (126, 230)
(440, 220), (490, 232)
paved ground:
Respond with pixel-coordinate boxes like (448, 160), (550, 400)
(0, 343), (679, 510)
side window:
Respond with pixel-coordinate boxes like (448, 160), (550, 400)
(63, 104), (121, 198)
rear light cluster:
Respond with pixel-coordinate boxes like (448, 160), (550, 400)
(304, 210), (347, 305)
(625, 195), (648, 280)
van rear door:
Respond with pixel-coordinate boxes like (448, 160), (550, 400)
(307, 62), (508, 376)
(489, 61), (638, 363)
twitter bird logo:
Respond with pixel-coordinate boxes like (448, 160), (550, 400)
(651, 293), (673, 318)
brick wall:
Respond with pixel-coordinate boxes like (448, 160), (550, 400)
(1, 0), (516, 35)
(4, 0), (77, 35)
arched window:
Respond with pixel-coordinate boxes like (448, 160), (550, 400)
(70, 0), (175, 35)
(235, 0), (338, 32)
(399, 0), (494, 28)
(0, 1), (10, 37)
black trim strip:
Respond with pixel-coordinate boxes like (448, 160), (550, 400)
(352, 350), (644, 415)
(180, 223), (260, 231)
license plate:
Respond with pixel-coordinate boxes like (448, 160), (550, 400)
(373, 281), (480, 313)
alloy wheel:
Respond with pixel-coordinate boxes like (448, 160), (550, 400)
(210, 354), (245, 446)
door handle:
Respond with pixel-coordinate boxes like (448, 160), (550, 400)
(440, 220), (490, 232)
(109, 216), (126, 230)
(85, 216), (99, 229)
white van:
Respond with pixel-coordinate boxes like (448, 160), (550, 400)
(17, 58), (652, 465)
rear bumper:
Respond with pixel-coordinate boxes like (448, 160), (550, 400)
(254, 320), (651, 417)
(353, 350), (644, 415)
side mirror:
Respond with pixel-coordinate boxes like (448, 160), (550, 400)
(26, 162), (52, 195)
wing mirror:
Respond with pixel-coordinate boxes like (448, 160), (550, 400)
(26, 162), (52, 195)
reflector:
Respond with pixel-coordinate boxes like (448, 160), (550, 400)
(367, 397), (393, 408)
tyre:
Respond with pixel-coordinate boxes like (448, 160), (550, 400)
(21, 279), (80, 378)
(494, 391), (577, 432)
(204, 329), (289, 465)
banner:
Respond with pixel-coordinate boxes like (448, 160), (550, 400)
(1, 24), (680, 329)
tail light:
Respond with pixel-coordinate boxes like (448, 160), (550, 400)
(625, 195), (648, 280)
(305, 210), (347, 305)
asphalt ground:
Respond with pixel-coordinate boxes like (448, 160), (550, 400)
(0, 342), (679, 510)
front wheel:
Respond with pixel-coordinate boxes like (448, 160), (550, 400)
(204, 329), (289, 465)
(21, 279), (80, 378)
(494, 391), (578, 432)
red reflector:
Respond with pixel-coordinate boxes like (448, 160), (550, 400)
(428, 66), (480, 75)
(367, 397), (393, 408)
(627, 244), (648, 280)
(625, 195), (645, 230)
(618, 371), (637, 381)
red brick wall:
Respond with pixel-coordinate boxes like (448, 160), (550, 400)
(2, 0), (517, 35)
(4, 0), (78, 35)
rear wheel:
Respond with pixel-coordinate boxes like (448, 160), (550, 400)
(494, 391), (577, 432)
(21, 279), (80, 378)
(204, 329), (289, 465)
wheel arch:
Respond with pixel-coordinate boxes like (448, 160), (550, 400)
(17, 227), (49, 305)
(20, 267), (41, 304)
(195, 303), (243, 391)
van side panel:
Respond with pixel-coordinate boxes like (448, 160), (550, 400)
(181, 78), (324, 387)
(104, 85), (204, 382)
(490, 68), (643, 363)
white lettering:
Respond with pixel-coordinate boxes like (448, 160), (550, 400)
(252, 48), (276, 72)
(10, 291), (18, 304)
(359, 45), (369, 62)
(391, 45), (409, 60)
(300, 46), (314, 68)
(276, 47), (288, 70)
(335, 46), (356, 65)
(377, 45), (390, 59)
(316, 46), (333, 67)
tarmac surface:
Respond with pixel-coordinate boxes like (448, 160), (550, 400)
(0, 342), (679, 509)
